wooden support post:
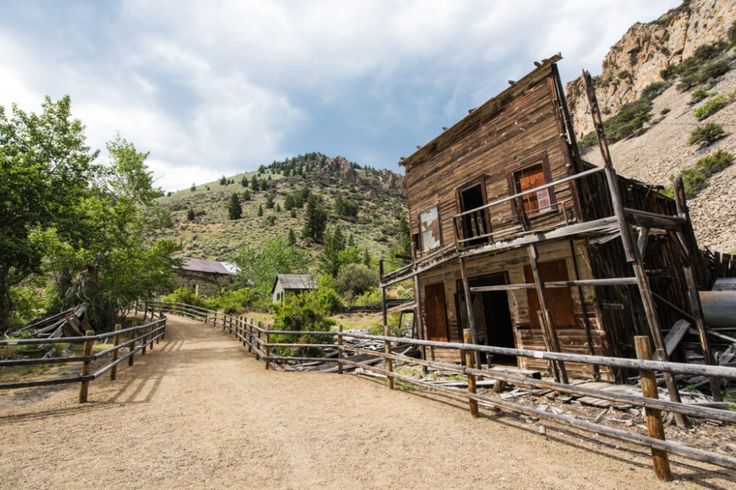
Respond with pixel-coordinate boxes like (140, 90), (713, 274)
(528, 244), (568, 384)
(583, 71), (683, 425)
(380, 259), (388, 327)
(247, 319), (253, 353)
(463, 328), (479, 417)
(635, 336), (672, 482)
(141, 324), (147, 356)
(385, 336), (394, 390)
(337, 325), (344, 374)
(110, 323), (121, 381)
(129, 326), (136, 366)
(148, 323), (154, 350)
(256, 322), (263, 360)
(458, 256), (481, 367)
(79, 330), (95, 403)
(265, 331), (270, 370)
(568, 239), (599, 380)
(410, 242), (428, 373)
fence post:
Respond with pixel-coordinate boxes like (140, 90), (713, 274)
(463, 328), (479, 417)
(129, 326), (137, 366)
(148, 322), (154, 351)
(141, 322), (148, 356)
(110, 323), (121, 381)
(256, 322), (263, 360)
(265, 331), (271, 370)
(79, 330), (95, 403)
(635, 335), (671, 481)
(337, 325), (344, 375)
(247, 319), (253, 353)
(385, 336), (394, 390)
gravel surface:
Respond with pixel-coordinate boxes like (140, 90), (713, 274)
(0, 316), (731, 489)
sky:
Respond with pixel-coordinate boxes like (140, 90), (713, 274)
(0, 0), (680, 190)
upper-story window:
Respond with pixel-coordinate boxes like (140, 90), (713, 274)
(419, 205), (441, 252)
(513, 163), (551, 214)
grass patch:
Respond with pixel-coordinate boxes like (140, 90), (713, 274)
(665, 149), (734, 198)
(694, 95), (731, 120)
(688, 122), (727, 147)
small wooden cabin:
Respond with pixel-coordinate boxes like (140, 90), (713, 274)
(272, 274), (317, 304)
(384, 55), (709, 381)
(174, 258), (239, 296)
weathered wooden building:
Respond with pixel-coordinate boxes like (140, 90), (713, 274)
(272, 274), (317, 304)
(380, 55), (716, 389)
(174, 258), (240, 296)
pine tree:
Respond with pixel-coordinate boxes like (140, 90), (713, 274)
(319, 227), (346, 277)
(190, 183), (196, 192)
(228, 193), (242, 220)
(266, 193), (275, 209)
(257, 204), (264, 217)
(187, 208), (195, 221)
(287, 228), (297, 246)
(240, 175), (249, 187)
(242, 189), (251, 201)
(302, 195), (327, 242)
(275, 203), (281, 212)
(220, 175), (227, 185)
(251, 175), (259, 191)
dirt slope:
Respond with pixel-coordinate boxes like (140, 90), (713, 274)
(0, 316), (729, 489)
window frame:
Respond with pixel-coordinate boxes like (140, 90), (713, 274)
(507, 153), (557, 219)
(417, 203), (443, 253)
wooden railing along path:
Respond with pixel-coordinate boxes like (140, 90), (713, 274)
(154, 301), (736, 480)
(0, 311), (166, 403)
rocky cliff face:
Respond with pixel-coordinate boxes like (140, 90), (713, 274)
(566, 0), (736, 137)
(317, 156), (406, 195)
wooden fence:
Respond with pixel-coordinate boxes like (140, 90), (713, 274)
(154, 301), (736, 480)
(0, 312), (166, 403)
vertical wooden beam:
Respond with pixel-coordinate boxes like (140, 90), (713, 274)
(265, 331), (270, 370)
(635, 336), (672, 482)
(528, 244), (568, 384)
(385, 337), (394, 390)
(583, 71), (684, 425)
(568, 239), (599, 380)
(110, 323), (121, 381)
(380, 259), (388, 328)
(337, 325), (344, 374)
(411, 243), (428, 370)
(128, 326), (137, 366)
(458, 256), (481, 367)
(463, 328), (479, 418)
(79, 330), (95, 403)
(673, 178), (721, 401)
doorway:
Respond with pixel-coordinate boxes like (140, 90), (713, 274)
(456, 273), (516, 364)
(424, 283), (449, 341)
(458, 184), (490, 246)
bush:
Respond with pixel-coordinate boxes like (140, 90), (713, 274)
(336, 263), (378, 298)
(694, 95), (730, 120)
(271, 294), (336, 357)
(668, 149), (734, 198)
(163, 287), (203, 307)
(202, 287), (255, 314)
(310, 287), (343, 315)
(690, 86), (710, 104)
(688, 123), (727, 147)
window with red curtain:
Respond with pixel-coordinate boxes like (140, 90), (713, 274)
(513, 164), (551, 214)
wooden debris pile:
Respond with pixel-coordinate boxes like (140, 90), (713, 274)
(7, 305), (92, 339)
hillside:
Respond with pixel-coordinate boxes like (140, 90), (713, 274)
(566, 0), (736, 253)
(150, 153), (408, 263)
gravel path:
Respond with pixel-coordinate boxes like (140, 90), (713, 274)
(0, 316), (729, 489)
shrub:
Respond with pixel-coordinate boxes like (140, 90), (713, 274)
(187, 208), (195, 221)
(668, 149), (734, 198)
(694, 95), (730, 120)
(690, 86), (710, 104)
(336, 263), (378, 298)
(271, 294), (336, 357)
(203, 288), (255, 314)
(688, 123), (727, 147)
(640, 81), (668, 101)
(660, 107), (671, 115)
(163, 287), (203, 307)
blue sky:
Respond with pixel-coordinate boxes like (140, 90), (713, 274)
(0, 0), (679, 190)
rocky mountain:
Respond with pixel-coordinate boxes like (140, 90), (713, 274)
(150, 153), (408, 262)
(567, 0), (736, 253)
(567, 0), (736, 137)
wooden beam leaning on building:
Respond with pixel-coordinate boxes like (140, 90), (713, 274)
(582, 70), (686, 427)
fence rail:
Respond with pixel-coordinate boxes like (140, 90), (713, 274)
(153, 301), (736, 478)
(0, 311), (166, 402)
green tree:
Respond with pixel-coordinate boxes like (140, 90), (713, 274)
(288, 229), (297, 246)
(187, 208), (195, 221)
(228, 193), (242, 220)
(0, 96), (100, 330)
(191, 183), (196, 192)
(220, 175), (227, 185)
(303, 195), (327, 243)
(319, 226), (346, 277)
(240, 175), (249, 187)
(251, 175), (259, 191)
(363, 249), (371, 267)
(336, 263), (378, 299)
(242, 189), (251, 201)
(266, 193), (275, 209)
(236, 237), (308, 293)
(257, 204), (264, 217)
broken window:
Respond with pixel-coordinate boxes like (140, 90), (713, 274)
(513, 164), (551, 214)
(419, 205), (441, 252)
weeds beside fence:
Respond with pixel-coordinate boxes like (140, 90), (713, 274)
(154, 300), (736, 479)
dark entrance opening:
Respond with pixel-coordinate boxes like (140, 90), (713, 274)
(459, 184), (489, 247)
(456, 273), (516, 365)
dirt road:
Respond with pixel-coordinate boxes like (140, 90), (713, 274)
(0, 316), (729, 489)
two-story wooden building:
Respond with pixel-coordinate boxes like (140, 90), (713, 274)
(381, 55), (714, 383)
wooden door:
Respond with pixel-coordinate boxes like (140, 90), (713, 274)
(523, 259), (576, 330)
(424, 283), (449, 341)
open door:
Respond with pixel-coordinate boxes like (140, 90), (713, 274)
(424, 283), (449, 341)
(458, 183), (490, 246)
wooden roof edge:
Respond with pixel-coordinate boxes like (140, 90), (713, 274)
(400, 53), (563, 171)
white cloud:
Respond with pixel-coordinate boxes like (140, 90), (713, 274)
(1, 0), (679, 189)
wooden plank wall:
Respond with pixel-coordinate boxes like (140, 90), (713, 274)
(405, 65), (577, 253)
(416, 239), (614, 380)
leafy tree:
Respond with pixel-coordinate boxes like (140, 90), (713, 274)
(228, 193), (242, 220)
(187, 208), (196, 221)
(336, 263), (379, 299)
(236, 236), (308, 293)
(0, 96), (100, 330)
(303, 195), (327, 243)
